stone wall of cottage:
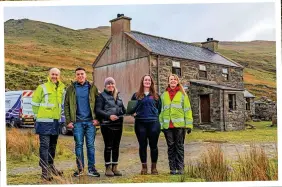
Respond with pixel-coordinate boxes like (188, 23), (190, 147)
(150, 56), (244, 94)
(254, 97), (277, 121)
(188, 84), (246, 131)
(149, 55), (246, 131)
(189, 83), (222, 130)
(224, 91), (246, 131)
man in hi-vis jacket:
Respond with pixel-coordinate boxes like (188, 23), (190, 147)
(31, 68), (65, 181)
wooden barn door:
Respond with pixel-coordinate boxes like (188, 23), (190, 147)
(200, 95), (210, 123)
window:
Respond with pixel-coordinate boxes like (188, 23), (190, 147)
(228, 94), (236, 111)
(222, 68), (229, 81)
(172, 67), (181, 77)
(172, 61), (181, 77)
(246, 98), (250, 110)
(199, 65), (207, 79)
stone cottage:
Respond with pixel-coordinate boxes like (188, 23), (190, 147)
(93, 14), (248, 131)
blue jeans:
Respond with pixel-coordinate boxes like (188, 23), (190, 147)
(73, 121), (96, 171)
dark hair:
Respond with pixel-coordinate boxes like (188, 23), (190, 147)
(136, 74), (159, 100)
(75, 67), (86, 73)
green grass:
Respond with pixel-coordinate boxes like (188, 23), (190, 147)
(186, 121), (276, 143)
(122, 121), (277, 143)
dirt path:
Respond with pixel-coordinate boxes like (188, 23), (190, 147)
(7, 132), (277, 178)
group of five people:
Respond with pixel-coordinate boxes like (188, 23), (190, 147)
(31, 67), (193, 181)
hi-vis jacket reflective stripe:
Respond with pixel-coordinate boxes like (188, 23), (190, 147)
(159, 91), (193, 130)
(31, 78), (65, 122)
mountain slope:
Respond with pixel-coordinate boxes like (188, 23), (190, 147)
(5, 19), (110, 70)
(4, 19), (276, 100)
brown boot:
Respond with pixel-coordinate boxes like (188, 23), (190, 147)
(151, 163), (158, 175)
(105, 165), (114, 177)
(141, 163), (148, 175)
(112, 164), (122, 176)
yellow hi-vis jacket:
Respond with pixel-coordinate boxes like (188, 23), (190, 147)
(31, 78), (65, 122)
(159, 91), (193, 130)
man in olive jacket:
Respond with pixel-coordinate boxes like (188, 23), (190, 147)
(64, 67), (100, 177)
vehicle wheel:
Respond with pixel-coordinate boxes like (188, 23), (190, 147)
(61, 125), (68, 135)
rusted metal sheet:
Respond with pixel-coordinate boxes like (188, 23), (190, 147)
(95, 33), (149, 68)
(111, 18), (131, 35)
(94, 57), (149, 107)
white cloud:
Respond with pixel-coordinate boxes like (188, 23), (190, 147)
(233, 18), (276, 41)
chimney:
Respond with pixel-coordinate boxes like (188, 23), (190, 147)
(201, 38), (219, 52)
(110, 14), (132, 36)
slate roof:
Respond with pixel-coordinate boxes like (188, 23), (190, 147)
(190, 79), (244, 91)
(243, 90), (255, 98)
(125, 31), (242, 68)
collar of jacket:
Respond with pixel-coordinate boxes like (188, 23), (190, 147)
(166, 85), (180, 92)
(72, 80), (91, 87)
(104, 89), (121, 96)
(104, 89), (113, 95)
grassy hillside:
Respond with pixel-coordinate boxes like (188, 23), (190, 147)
(4, 19), (276, 100)
(5, 19), (110, 71)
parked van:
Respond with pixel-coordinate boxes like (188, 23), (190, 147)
(5, 90), (35, 127)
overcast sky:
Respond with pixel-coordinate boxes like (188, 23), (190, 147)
(3, 2), (276, 42)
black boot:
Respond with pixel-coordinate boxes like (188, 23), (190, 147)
(49, 164), (63, 176)
(41, 167), (53, 181)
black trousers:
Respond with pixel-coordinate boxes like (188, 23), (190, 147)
(39, 134), (59, 168)
(101, 125), (123, 166)
(163, 128), (186, 171)
(134, 120), (161, 163)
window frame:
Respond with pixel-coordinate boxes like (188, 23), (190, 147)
(199, 64), (207, 79)
(222, 68), (229, 81)
(172, 61), (181, 77)
(172, 67), (182, 77)
(228, 94), (237, 111)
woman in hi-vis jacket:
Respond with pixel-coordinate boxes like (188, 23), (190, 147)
(159, 74), (193, 175)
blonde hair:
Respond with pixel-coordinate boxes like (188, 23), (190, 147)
(105, 84), (119, 101)
(167, 74), (186, 95)
(113, 86), (118, 101)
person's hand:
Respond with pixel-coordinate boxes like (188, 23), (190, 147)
(187, 128), (192, 134)
(110, 115), (119, 121)
(67, 122), (74, 129)
(132, 113), (137, 117)
(92, 120), (99, 126)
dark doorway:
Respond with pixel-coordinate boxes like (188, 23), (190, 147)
(200, 95), (210, 123)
